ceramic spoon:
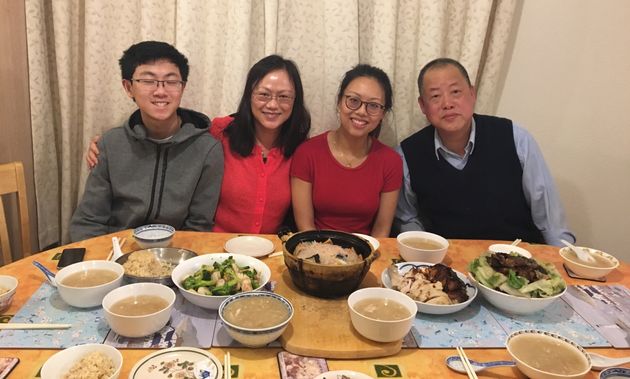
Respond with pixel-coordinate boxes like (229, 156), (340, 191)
(446, 356), (516, 373)
(560, 239), (596, 263)
(589, 352), (630, 371)
(32, 261), (57, 287)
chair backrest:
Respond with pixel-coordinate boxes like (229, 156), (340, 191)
(0, 161), (32, 264)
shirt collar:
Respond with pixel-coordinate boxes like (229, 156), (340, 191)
(433, 117), (477, 160)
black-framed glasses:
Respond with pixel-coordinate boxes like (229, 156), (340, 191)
(253, 92), (295, 105)
(344, 95), (385, 115)
(130, 78), (186, 92)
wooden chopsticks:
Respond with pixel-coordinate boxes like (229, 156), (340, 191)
(106, 237), (127, 261)
(456, 346), (478, 379)
(0, 323), (71, 330)
(224, 351), (231, 379)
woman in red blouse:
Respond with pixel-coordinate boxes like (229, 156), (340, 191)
(210, 55), (310, 233)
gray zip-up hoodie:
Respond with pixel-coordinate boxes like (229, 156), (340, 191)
(69, 108), (224, 242)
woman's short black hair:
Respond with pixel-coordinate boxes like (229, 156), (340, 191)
(225, 55), (311, 158)
(336, 64), (393, 138)
(119, 41), (189, 81)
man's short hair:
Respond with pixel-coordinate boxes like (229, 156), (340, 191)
(417, 58), (472, 96)
(119, 41), (189, 81)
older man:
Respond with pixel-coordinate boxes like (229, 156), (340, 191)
(394, 58), (574, 246)
(70, 41), (223, 241)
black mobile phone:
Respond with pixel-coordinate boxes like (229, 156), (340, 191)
(0, 357), (19, 379)
(57, 247), (86, 268)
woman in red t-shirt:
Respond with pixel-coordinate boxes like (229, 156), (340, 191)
(290, 64), (402, 237)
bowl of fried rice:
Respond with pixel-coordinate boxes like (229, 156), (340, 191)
(116, 247), (197, 286)
(41, 343), (122, 379)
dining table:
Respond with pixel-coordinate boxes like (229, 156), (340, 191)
(1, 230), (629, 379)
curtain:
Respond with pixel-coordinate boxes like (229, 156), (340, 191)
(25, 0), (518, 247)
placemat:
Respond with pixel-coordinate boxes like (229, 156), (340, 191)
(562, 285), (630, 348)
(0, 283), (219, 349)
(0, 283), (108, 348)
(412, 288), (611, 348)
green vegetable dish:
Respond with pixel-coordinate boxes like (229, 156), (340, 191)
(469, 252), (566, 298)
(182, 256), (261, 296)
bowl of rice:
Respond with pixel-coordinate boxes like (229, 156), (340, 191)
(40, 343), (122, 379)
(116, 247), (197, 286)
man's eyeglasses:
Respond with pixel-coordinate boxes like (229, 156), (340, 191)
(253, 92), (295, 105)
(344, 95), (385, 115)
(131, 79), (185, 92)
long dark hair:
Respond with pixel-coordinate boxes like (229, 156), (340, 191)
(336, 64), (393, 139)
(225, 55), (311, 158)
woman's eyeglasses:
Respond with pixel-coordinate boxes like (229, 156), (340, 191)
(344, 95), (385, 115)
(253, 92), (295, 105)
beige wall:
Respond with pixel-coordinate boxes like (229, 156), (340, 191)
(0, 0), (39, 261)
(496, 0), (630, 260)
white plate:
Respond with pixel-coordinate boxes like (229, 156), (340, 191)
(128, 347), (222, 379)
(352, 233), (379, 251)
(315, 370), (374, 379)
(224, 236), (275, 257)
(381, 262), (477, 315)
(488, 243), (532, 258)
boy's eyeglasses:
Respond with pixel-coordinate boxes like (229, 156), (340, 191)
(131, 79), (185, 92)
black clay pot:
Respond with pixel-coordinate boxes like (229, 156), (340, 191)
(280, 230), (378, 298)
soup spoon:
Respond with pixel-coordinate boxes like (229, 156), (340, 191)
(560, 239), (596, 264)
(32, 261), (57, 287)
(445, 355), (515, 373)
(589, 352), (630, 371)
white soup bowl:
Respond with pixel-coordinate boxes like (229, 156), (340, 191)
(102, 282), (175, 338)
(55, 260), (124, 308)
(347, 287), (416, 343)
(397, 231), (448, 263)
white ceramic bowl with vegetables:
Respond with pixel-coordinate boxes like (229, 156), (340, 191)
(171, 253), (271, 310)
(468, 251), (566, 315)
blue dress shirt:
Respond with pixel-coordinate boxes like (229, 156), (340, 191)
(394, 119), (576, 246)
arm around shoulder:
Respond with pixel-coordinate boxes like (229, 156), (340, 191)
(69, 140), (114, 242)
(182, 139), (224, 231)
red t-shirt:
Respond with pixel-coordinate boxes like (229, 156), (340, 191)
(210, 116), (291, 233)
(291, 131), (402, 234)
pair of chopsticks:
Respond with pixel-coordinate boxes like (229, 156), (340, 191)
(0, 323), (71, 330)
(456, 346), (478, 379)
(511, 238), (522, 246)
(105, 237), (127, 261)
(224, 351), (231, 379)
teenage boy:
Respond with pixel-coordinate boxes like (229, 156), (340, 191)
(70, 41), (223, 241)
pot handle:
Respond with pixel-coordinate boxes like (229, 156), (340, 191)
(365, 250), (380, 265)
(277, 227), (294, 243)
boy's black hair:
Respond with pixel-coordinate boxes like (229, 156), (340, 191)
(119, 41), (189, 81)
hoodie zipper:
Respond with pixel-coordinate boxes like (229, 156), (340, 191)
(143, 144), (165, 223)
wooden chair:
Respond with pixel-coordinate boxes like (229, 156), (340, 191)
(0, 161), (32, 264)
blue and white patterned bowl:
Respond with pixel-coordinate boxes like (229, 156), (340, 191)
(600, 367), (630, 379)
(133, 224), (175, 249)
(219, 291), (293, 347)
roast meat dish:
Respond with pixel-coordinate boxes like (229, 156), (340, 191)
(389, 263), (468, 305)
(294, 239), (363, 265)
(486, 252), (548, 283)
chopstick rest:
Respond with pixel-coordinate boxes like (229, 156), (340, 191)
(0, 323), (72, 330)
